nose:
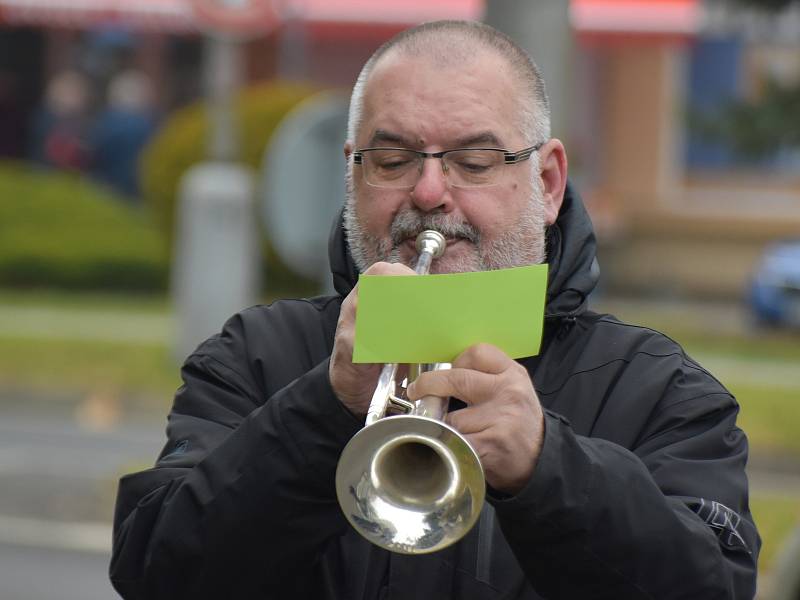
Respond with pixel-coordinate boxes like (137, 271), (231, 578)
(410, 157), (453, 213)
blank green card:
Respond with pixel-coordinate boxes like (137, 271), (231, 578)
(353, 264), (549, 364)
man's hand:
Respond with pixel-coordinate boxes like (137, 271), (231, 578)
(406, 343), (544, 495)
(329, 261), (416, 417)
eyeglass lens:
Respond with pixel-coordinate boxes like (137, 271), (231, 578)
(361, 149), (506, 188)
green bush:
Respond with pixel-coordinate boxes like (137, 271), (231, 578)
(139, 81), (323, 297)
(0, 162), (168, 291)
(140, 81), (319, 242)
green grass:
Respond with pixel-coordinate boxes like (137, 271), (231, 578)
(0, 290), (179, 409)
(673, 329), (800, 364)
(596, 300), (800, 363)
(734, 383), (800, 455)
(0, 335), (180, 404)
(751, 493), (800, 572)
(0, 289), (169, 313)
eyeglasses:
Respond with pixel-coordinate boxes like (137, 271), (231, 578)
(352, 143), (543, 189)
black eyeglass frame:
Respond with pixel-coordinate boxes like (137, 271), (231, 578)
(352, 142), (544, 167)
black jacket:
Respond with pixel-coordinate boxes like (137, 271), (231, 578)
(111, 186), (759, 599)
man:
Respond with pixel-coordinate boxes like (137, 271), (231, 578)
(110, 20), (759, 599)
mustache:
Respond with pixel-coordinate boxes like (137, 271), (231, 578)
(389, 210), (480, 247)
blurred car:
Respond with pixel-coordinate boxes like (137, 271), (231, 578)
(748, 240), (800, 328)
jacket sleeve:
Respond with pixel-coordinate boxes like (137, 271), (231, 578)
(109, 308), (361, 599)
(491, 363), (759, 598)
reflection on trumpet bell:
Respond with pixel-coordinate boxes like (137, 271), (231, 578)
(336, 415), (485, 554)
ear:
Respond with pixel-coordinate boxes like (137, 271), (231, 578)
(344, 140), (353, 160)
(537, 139), (568, 226)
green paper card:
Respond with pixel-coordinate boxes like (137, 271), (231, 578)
(353, 264), (549, 364)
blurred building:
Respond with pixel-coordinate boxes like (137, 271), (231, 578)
(572, 0), (800, 300)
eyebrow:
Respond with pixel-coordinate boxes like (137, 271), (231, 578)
(368, 129), (414, 147)
(453, 132), (504, 148)
(366, 129), (505, 149)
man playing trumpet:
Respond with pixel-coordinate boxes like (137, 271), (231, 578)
(111, 20), (759, 599)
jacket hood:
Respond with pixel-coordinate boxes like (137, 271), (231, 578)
(543, 182), (600, 317)
(327, 181), (599, 317)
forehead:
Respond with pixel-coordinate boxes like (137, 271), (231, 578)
(358, 48), (524, 148)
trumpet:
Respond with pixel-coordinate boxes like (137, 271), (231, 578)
(335, 230), (485, 555)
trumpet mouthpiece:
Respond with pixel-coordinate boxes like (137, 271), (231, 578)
(415, 230), (446, 259)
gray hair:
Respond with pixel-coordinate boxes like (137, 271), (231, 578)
(346, 20), (551, 147)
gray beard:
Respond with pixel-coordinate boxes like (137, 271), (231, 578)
(343, 175), (548, 273)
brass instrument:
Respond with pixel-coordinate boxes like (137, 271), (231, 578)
(335, 230), (485, 554)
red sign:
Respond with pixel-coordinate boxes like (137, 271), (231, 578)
(571, 0), (701, 40)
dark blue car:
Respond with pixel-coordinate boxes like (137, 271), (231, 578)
(749, 240), (800, 328)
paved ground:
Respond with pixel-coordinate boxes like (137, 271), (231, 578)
(0, 541), (117, 600)
(0, 406), (163, 599)
(0, 408), (164, 524)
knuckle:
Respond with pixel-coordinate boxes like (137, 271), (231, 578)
(362, 262), (387, 275)
(474, 342), (496, 355)
(507, 383), (530, 402)
(364, 261), (413, 276)
(510, 361), (527, 377)
(454, 370), (477, 399)
(333, 325), (353, 346)
(408, 371), (432, 396)
(446, 411), (462, 431)
(342, 289), (358, 309)
(453, 345), (479, 368)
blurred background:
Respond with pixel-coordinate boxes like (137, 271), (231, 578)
(0, 0), (798, 597)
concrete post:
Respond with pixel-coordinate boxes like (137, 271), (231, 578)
(172, 24), (259, 361)
(173, 162), (260, 360)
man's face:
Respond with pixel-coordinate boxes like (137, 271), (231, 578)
(345, 49), (549, 274)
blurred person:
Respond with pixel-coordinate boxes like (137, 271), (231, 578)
(0, 71), (27, 158)
(29, 70), (91, 171)
(88, 69), (158, 200)
(110, 20), (759, 599)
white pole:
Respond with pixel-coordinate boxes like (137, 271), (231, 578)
(172, 9), (260, 361)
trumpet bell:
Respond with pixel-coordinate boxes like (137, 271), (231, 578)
(336, 415), (485, 555)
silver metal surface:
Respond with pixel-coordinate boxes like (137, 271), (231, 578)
(414, 230), (446, 275)
(336, 416), (484, 554)
(335, 231), (485, 554)
(410, 363), (451, 420)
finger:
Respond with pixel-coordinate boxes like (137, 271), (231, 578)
(459, 430), (510, 485)
(445, 403), (496, 436)
(460, 430), (494, 462)
(342, 295), (356, 323)
(407, 368), (498, 405)
(452, 343), (515, 375)
(362, 261), (416, 276)
(337, 284), (360, 327)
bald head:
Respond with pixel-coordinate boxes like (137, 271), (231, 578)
(346, 20), (551, 148)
